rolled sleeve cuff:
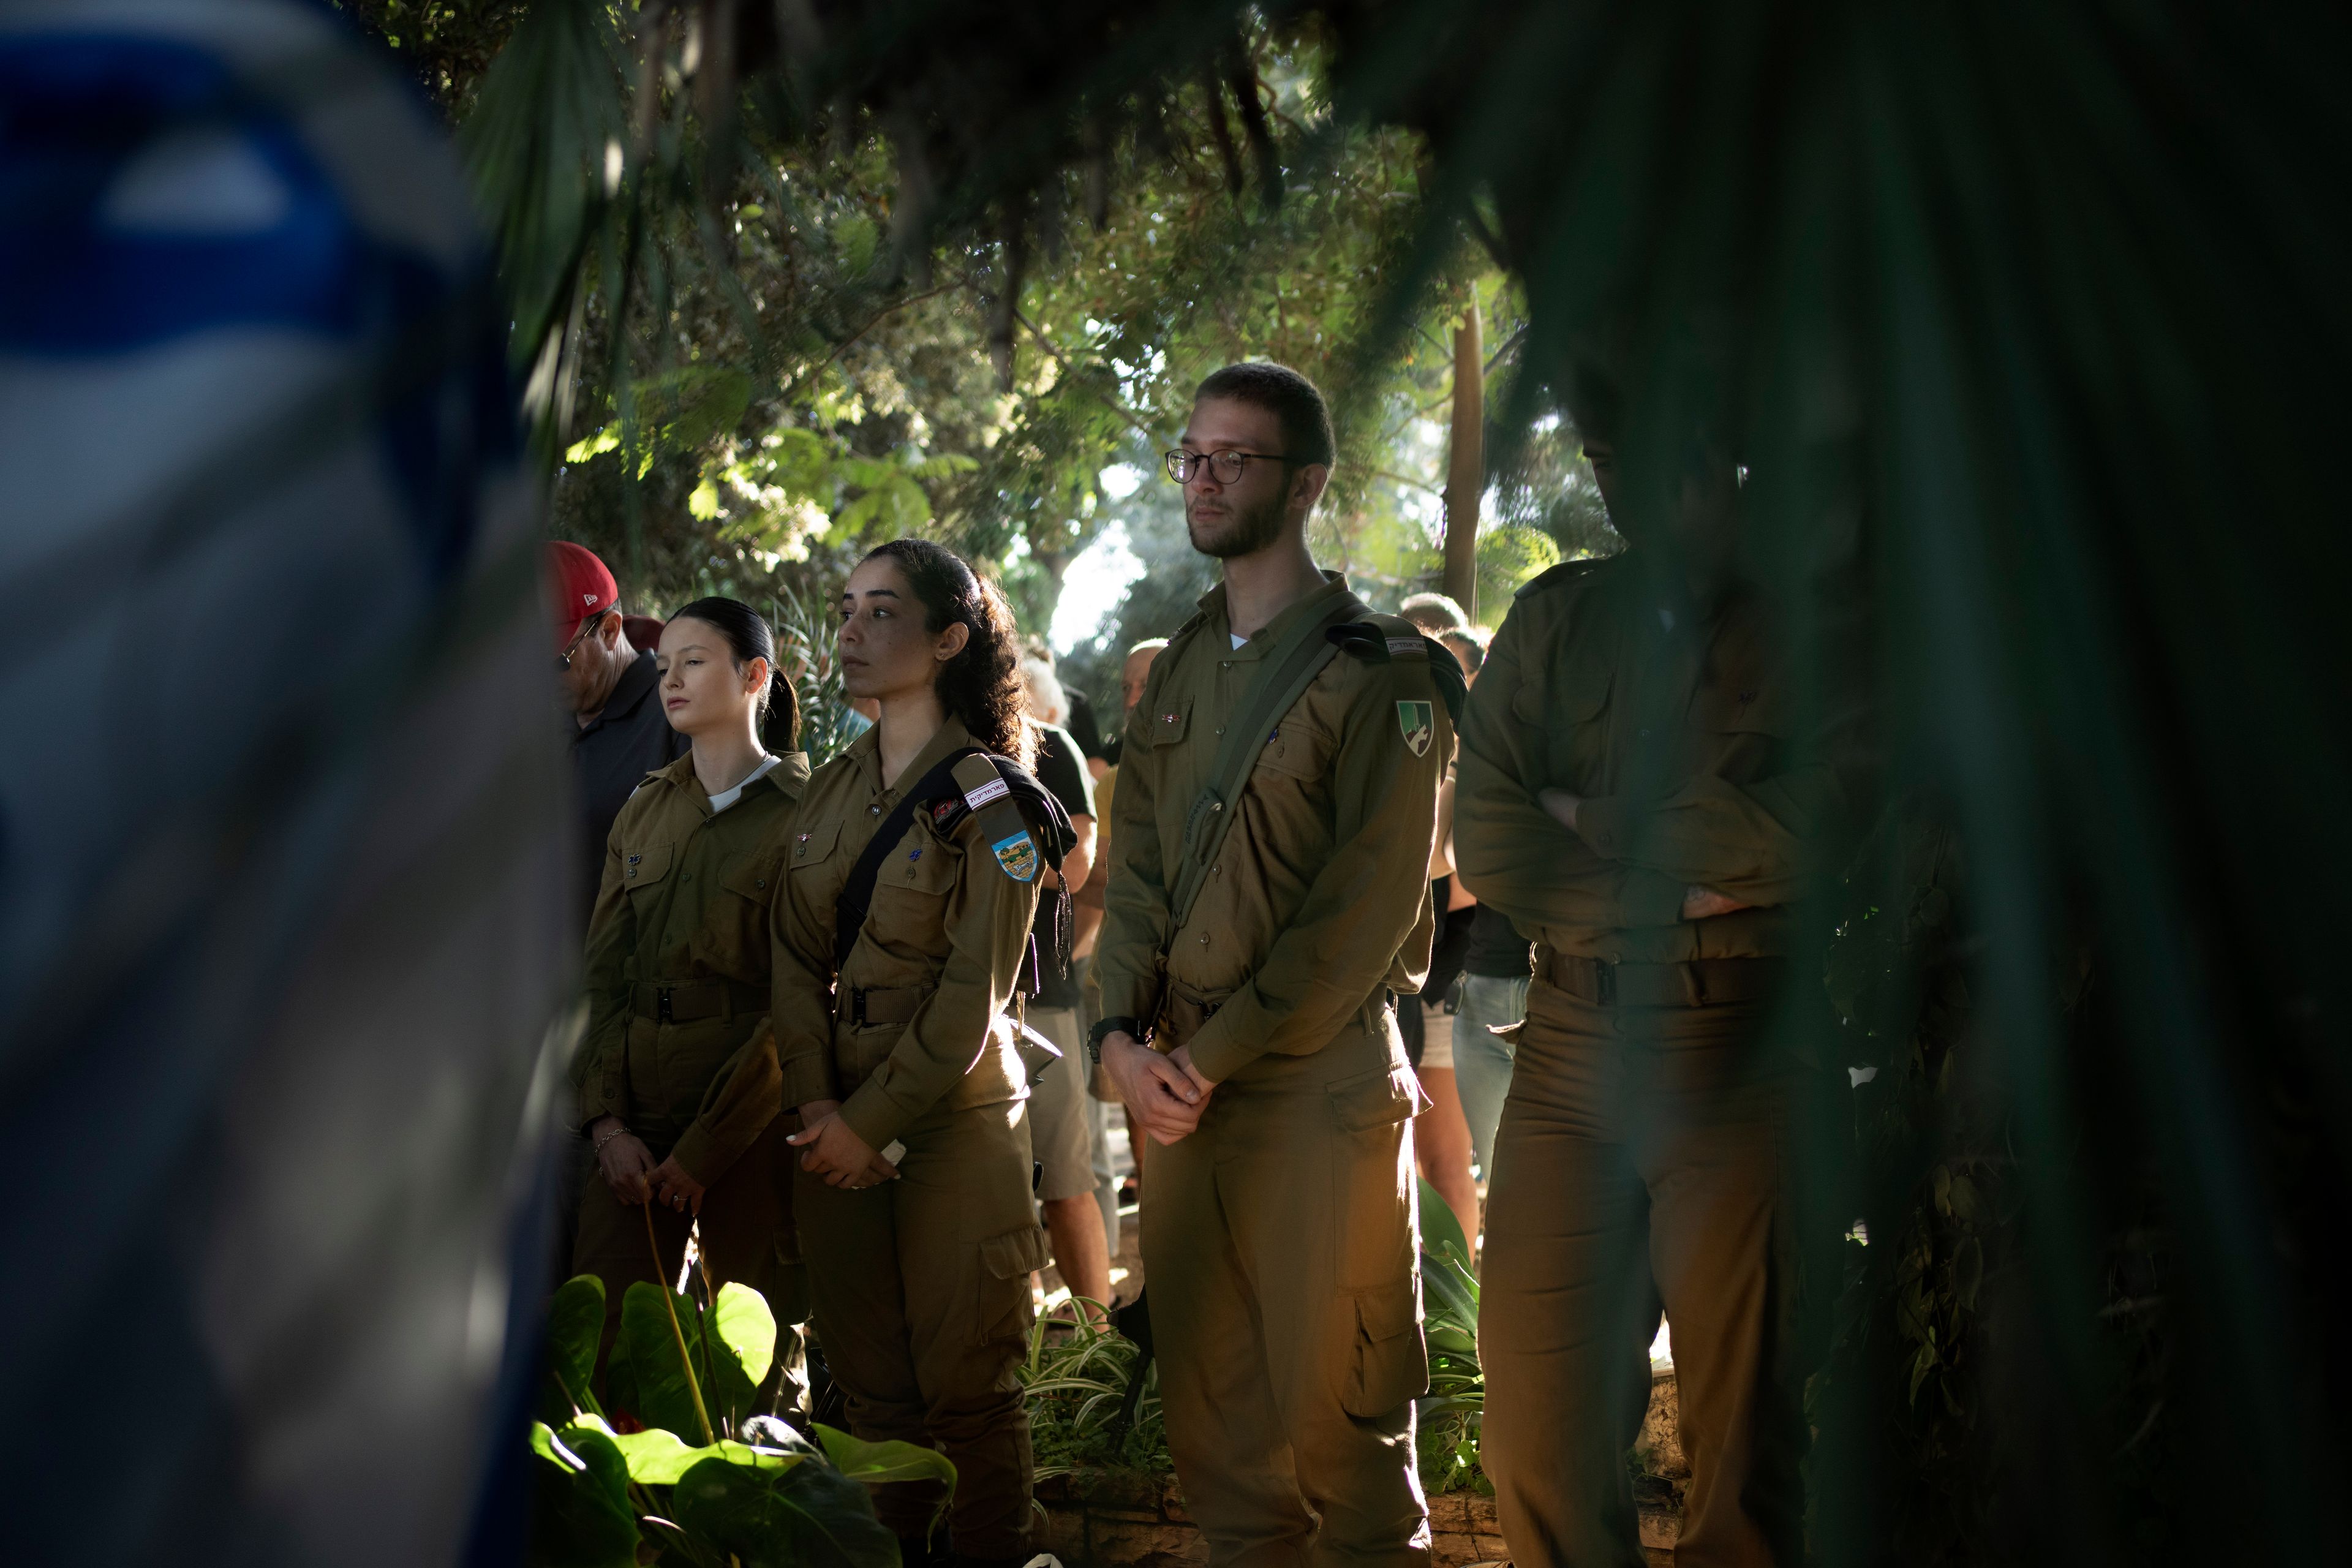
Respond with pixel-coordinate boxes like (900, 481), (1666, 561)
(837, 1084), (909, 1156)
(780, 1052), (839, 1112)
(1185, 1025), (1261, 1086)
(1624, 867), (1688, 927)
(576, 1079), (624, 1135)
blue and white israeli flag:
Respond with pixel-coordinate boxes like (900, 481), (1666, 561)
(0, 2), (568, 1562)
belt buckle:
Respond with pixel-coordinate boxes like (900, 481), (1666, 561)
(656, 986), (674, 1023)
(1593, 960), (1617, 1007)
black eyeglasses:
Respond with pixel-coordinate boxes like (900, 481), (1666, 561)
(1165, 448), (1289, 484)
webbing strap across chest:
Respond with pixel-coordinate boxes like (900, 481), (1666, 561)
(833, 749), (982, 974)
(1162, 592), (1366, 944)
(831, 748), (1074, 976)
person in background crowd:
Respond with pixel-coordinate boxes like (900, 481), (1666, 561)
(1400, 590), (1469, 635)
(774, 540), (1068, 1568)
(571, 598), (809, 1374)
(1017, 654), (1114, 1318)
(1076, 637), (1167, 1206)
(1427, 628), (1533, 1179)
(1401, 766), (1477, 1260)
(551, 542), (688, 927)
(1094, 363), (1457, 1568)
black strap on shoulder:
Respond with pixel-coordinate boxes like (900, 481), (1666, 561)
(832, 748), (1077, 976)
(834, 748), (982, 974)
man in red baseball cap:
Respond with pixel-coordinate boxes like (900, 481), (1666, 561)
(546, 542), (687, 925)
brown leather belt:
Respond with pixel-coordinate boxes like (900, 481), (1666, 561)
(1536, 949), (1786, 1009)
(631, 979), (766, 1024)
(837, 984), (925, 1028)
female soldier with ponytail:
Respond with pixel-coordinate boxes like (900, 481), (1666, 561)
(772, 540), (1072, 1568)
(573, 597), (809, 1371)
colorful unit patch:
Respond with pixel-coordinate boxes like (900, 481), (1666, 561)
(992, 831), (1039, 882)
(1396, 699), (1434, 757)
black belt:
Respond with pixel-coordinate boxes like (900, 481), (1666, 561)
(1536, 950), (1786, 1009)
(631, 979), (765, 1025)
(838, 984), (924, 1028)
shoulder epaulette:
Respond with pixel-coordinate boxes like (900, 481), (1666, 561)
(1330, 613), (1467, 726)
(1514, 552), (1616, 600)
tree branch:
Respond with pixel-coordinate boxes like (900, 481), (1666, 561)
(1014, 308), (1159, 440)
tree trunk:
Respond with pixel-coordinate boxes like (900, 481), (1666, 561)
(1442, 303), (1483, 617)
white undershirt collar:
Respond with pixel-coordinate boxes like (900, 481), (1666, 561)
(707, 753), (781, 814)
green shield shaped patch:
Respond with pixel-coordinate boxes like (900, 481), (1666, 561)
(1396, 699), (1434, 757)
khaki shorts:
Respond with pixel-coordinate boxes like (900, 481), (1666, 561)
(1024, 1005), (1096, 1201)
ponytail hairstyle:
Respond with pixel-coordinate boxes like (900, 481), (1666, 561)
(859, 538), (1031, 768)
(665, 595), (801, 748)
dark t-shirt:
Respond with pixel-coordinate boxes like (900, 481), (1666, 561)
(571, 652), (689, 927)
(1030, 723), (1095, 1008)
(1065, 688), (1107, 761)
(1463, 902), (1535, 979)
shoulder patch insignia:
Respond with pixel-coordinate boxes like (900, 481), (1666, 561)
(1397, 699), (1434, 757)
(992, 830), (1039, 882)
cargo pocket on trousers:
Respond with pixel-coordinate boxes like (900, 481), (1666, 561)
(975, 1223), (1050, 1345)
(1343, 1280), (1430, 1418)
(1327, 1061), (1431, 1291)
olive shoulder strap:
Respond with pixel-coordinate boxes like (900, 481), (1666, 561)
(1162, 590), (1368, 939)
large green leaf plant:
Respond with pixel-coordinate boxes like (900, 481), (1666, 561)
(530, 1275), (954, 1568)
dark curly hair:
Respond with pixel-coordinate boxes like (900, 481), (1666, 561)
(859, 539), (1031, 767)
(665, 595), (801, 748)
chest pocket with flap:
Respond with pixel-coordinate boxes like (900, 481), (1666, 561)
(620, 841), (674, 893)
(1253, 712), (1336, 782)
(1146, 696), (1192, 748)
(699, 845), (786, 979)
(876, 820), (959, 901)
(788, 820), (842, 872)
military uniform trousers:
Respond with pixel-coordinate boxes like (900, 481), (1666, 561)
(1142, 1008), (1434, 1568)
(571, 1114), (799, 1379)
(797, 1095), (1047, 1559)
(1478, 977), (1809, 1568)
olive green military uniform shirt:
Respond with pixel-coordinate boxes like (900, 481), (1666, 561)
(771, 717), (1041, 1153)
(1455, 553), (1861, 962)
(576, 749), (811, 1183)
(1096, 573), (1454, 1085)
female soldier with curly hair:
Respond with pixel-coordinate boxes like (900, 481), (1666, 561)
(772, 539), (1071, 1568)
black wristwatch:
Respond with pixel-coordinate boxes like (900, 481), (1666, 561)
(1087, 1015), (1142, 1065)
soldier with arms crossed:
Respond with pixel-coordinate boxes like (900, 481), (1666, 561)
(1457, 361), (1861, 1568)
(1093, 363), (1460, 1568)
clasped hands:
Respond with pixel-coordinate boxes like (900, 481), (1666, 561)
(1537, 786), (1749, 922)
(588, 1116), (706, 1213)
(1101, 1033), (1217, 1147)
(787, 1099), (900, 1189)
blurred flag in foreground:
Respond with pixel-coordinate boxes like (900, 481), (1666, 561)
(0, 1), (569, 1562)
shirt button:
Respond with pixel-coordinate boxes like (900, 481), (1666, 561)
(1214, 726), (1225, 736)
(1198, 933), (1210, 945)
(869, 804), (881, 816)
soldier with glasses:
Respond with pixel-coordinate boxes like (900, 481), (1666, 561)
(1093, 362), (1463, 1568)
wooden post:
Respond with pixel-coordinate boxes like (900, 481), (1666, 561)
(1441, 303), (1483, 617)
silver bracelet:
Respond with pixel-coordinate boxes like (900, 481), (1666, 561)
(592, 1124), (629, 1154)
